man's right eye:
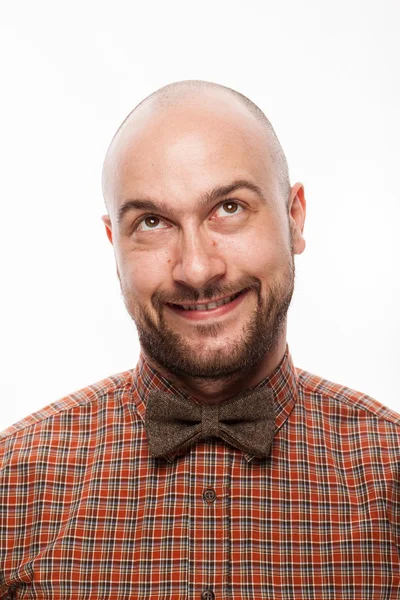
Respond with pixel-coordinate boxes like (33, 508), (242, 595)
(136, 215), (169, 232)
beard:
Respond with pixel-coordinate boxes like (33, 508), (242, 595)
(118, 250), (295, 382)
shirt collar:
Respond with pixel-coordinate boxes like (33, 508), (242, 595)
(131, 344), (298, 461)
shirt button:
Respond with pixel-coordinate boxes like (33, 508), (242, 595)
(202, 488), (217, 503)
(201, 589), (215, 600)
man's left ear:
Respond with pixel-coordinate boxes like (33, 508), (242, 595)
(288, 182), (306, 255)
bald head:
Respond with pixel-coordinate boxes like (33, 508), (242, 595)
(102, 80), (290, 215)
(100, 81), (306, 382)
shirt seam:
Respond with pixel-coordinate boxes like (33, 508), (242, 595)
(0, 375), (134, 446)
(297, 372), (400, 429)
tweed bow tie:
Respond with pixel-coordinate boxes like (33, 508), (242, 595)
(145, 386), (275, 460)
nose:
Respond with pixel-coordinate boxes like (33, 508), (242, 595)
(171, 228), (226, 290)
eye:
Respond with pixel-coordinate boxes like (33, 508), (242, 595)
(213, 201), (244, 218)
(135, 215), (169, 232)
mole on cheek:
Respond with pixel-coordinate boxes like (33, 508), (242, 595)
(212, 240), (217, 247)
(167, 259), (171, 263)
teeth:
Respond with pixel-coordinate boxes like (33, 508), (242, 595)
(178, 292), (241, 311)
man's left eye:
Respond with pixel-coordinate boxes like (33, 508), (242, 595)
(214, 201), (243, 217)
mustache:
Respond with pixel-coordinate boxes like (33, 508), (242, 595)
(152, 276), (261, 308)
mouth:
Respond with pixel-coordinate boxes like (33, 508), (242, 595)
(167, 290), (243, 311)
(164, 288), (249, 321)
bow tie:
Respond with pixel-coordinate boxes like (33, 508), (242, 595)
(145, 385), (276, 460)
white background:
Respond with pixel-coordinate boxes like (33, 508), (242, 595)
(1, 0), (399, 430)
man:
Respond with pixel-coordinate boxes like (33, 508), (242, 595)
(1, 81), (399, 599)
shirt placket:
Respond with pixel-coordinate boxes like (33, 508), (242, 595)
(190, 440), (231, 600)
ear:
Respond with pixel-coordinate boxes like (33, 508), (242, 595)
(101, 215), (113, 245)
(288, 183), (306, 255)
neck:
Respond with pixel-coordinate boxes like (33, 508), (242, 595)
(142, 330), (288, 405)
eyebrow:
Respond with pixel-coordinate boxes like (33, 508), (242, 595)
(116, 179), (266, 226)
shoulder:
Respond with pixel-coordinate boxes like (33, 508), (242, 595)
(296, 366), (400, 429)
(0, 369), (135, 454)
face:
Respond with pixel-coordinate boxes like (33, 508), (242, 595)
(103, 95), (306, 380)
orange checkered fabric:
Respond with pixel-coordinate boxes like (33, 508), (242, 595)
(1, 346), (399, 599)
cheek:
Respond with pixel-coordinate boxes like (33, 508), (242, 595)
(119, 248), (171, 298)
(220, 228), (287, 276)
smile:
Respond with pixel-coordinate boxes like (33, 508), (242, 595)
(165, 289), (249, 321)
(170, 291), (243, 311)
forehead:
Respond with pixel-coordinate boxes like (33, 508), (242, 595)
(104, 95), (278, 216)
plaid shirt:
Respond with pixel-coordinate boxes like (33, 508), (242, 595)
(1, 346), (399, 599)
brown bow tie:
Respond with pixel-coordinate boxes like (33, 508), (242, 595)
(145, 386), (275, 460)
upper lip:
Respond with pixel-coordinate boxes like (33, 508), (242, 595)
(167, 290), (244, 306)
